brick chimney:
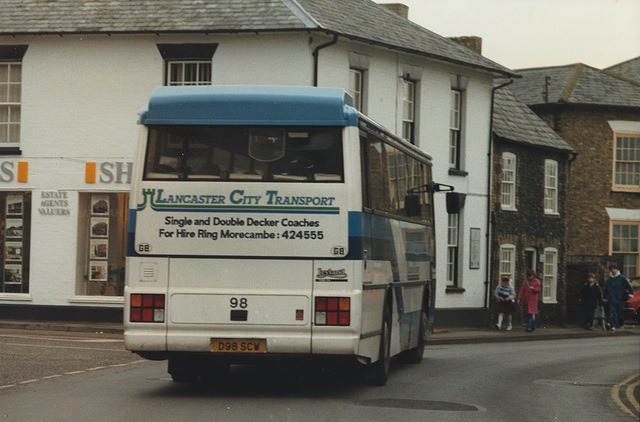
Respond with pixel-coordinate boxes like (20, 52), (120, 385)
(449, 36), (482, 54)
(380, 3), (409, 19)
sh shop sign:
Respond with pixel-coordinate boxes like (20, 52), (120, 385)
(0, 161), (28, 183)
(85, 162), (133, 185)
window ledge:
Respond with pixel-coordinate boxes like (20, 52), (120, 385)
(69, 296), (124, 305)
(500, 206), (518, 212)
(448, 169), (468, 177)
(544, 212), (560, 217)
(0, 147), (22, 155)
(0, 293), (33, 301)
(446, 286), (466, 294)
(611, 186), (640, 193)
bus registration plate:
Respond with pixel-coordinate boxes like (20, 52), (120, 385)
(212, 339), (266, 353)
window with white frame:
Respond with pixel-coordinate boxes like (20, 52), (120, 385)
(348, 52), (369, 113)
(447, 213), (459, 286)
(402, 78), (415, 144)
(501, 153), (516, 210)
(611, 222), (639, 278)
(613, 133), (640, 190)
(0, 45), (28, 148)
(544, 159), (558, 214)
(349, 68), (363, 111)
(542, 247), (557, 302)
(499, 244), (516, 283)
(157, 44), (217, 87)
(167, 61), (211, 86)
(449, 89), (462, 169)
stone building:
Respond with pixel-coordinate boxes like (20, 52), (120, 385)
(0, 0), (517, 324)
(490, 86), (574, 326)
(510, 63), (640, 322)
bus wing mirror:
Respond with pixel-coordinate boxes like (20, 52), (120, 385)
(404, 194), (421, 217)
(446, 192), (466, 214)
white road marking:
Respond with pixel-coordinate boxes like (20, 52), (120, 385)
(0, 333), (122, 343)
(3, 342), (128, 352)
(0, 360), (149, 391)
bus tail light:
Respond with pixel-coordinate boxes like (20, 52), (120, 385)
(130, 294), (165, 323)
(315, 297), (350, 326)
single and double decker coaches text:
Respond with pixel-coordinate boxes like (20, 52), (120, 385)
(124, 85), (438, 385)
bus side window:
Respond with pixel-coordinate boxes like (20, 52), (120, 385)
(366, 137), (388, 212)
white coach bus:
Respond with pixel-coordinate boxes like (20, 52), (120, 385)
(124, 85), (447, 385)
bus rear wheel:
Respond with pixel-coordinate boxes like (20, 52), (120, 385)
(168, 358), (199, 383)
(366, 303), (391, 386)
(398, 307), (426, 364)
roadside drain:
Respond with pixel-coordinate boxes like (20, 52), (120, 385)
(357, 398), (480, 412)
(534, 379), (616, 388)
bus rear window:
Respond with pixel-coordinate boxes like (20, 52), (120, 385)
(143, 126), (344, 182)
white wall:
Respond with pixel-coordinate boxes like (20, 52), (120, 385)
(0, 32), (496, 313)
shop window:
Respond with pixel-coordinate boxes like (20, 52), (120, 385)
(0, 191), (30, 293)
(76, 193), (128, 296)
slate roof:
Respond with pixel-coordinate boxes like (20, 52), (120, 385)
(509, 63), (640, 108)
(606, 57), (640, 84)
(0, 0), (517, 77)
(492, 86), (574, 152)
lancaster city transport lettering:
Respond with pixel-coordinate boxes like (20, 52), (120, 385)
(136, 189), (339, 214)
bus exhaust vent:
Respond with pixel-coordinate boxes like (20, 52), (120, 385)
(230, 310), (248, 321)
(140, 263), (157, 282)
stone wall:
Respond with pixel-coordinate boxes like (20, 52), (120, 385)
(490, 139), (571, 326)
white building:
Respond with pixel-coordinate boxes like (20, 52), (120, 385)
(0, 0), (516, 325)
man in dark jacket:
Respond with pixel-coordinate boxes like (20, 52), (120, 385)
(603, 265), (634, 330)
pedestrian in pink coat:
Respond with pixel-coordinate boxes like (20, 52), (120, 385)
(517, 269), (542, 332)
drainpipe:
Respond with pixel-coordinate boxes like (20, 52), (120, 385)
(313, 34), (338, 87)
(484, 78), (514, 310)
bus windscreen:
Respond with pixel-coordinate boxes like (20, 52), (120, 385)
(144, 126), (344, 182)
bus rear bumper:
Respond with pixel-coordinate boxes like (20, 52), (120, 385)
(124, 326), (366, 360)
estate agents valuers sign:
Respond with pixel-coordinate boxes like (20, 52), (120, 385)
(132, 184), (349, 258)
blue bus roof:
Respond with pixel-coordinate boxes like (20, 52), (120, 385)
(139, 85), (358, 127)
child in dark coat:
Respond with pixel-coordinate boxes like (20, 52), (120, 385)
(579, 273), (603, 330)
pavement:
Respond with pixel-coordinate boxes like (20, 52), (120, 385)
(429, 323), (640, 345)
(0, 319), (639, 344)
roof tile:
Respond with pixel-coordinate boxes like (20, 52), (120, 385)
(0, 0), (516, 77)
(493, 87), (574, 152)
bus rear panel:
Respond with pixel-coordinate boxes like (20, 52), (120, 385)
(125, 86), (435, 385)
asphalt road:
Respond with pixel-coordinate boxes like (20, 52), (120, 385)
(0, 328), (638, 421)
